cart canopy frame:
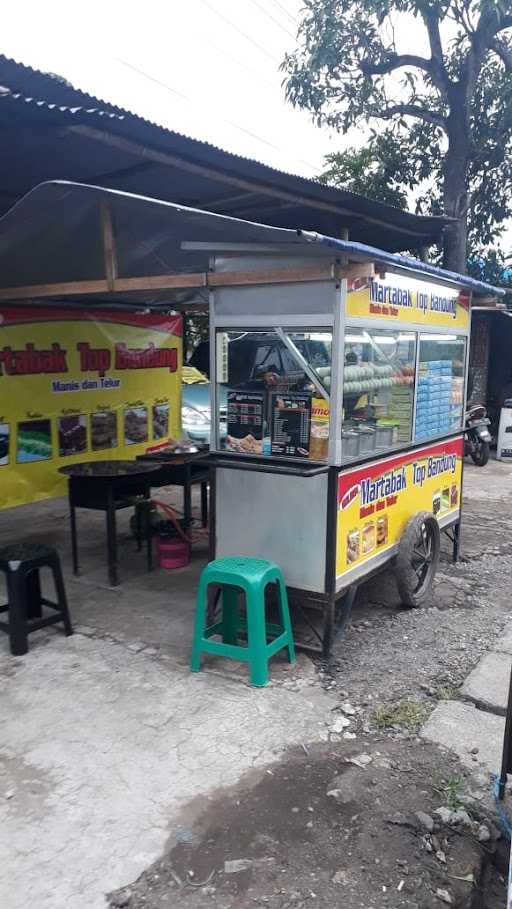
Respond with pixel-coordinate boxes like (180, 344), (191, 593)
(0, 181), (502, 307)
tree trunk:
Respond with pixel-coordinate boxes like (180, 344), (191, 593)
(443, 212), (468, 275)
(442, 109), (470, 275)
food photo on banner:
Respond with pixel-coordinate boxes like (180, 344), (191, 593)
(0, 307), (182, 509)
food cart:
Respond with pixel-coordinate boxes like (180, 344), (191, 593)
(0, 181), (502, 654)
(204, 238), (501, 656)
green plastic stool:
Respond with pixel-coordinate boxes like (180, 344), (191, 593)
(191, 557), (296, 687)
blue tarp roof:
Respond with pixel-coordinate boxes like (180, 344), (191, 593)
(314, 235), (504, 297)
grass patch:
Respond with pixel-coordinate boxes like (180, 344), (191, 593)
(434, 685), (459, 701)
(432, 771), (466, 809)
(373, 699), (432, 733)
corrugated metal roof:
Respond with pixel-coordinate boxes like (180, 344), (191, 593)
(0, 54), (128, 116)
(0, 54), (449, 251)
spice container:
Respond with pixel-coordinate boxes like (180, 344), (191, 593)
(375, 424), (394, 448)
(341, 430), (359, 458)
(355, 426), (376, 453)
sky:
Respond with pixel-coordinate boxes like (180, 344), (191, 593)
(0, 0), (341, 179)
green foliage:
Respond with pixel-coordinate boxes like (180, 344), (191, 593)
(283, 1), (512, 271)
(320, 142), (409, 209)
(319, 119), (512, 282)
(184, 313), (208, 360)
(319, 124), (439, 213)
(284, 0), (446, 132)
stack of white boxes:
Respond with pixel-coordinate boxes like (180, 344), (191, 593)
(415, 360), (453, 440)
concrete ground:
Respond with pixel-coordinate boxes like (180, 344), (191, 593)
(0, 490), (335, 909)
(421, 458), (512, 776)
(2, 459), (512, 908)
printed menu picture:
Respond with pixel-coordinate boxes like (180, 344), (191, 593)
(270, 392), (311, 458)
(376, 515), (388, 547)
(91, 411), (118, 451)
(17, 419), (52, 463)
(152, 402), (169, 440)
(0, 423), (9, 466)
(362, 521), (376, 555)
(347, 529), (360, 564)
(124, 406), (148, 445)
(432, 490), (441, 516)
(58, 415), (87, 457)
(226, 390), (264, 454)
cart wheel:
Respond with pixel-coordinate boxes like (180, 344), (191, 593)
(395, 511), (440, 608)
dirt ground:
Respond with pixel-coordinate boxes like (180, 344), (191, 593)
(109, 461), (511, 909)
(109, 736), (506, 909)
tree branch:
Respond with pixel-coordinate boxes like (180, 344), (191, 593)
(420, 8), (451, 96)
(465, 8), (512, 100)
(449, 0), (477, 37)
(361, 54), (434, 77)
(361, 47), (450, 99)
(377, 104), (447, 129)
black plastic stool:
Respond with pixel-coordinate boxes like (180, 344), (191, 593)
(0, 543), (73, 656)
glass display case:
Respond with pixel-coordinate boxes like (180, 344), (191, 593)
(415, 335), (466, 441)
(216, 329), (332, 461)
(214, 324), (468, 465)
(341, 329), (416, 461)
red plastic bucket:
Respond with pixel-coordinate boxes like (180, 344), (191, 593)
(157, 537), (190, 569)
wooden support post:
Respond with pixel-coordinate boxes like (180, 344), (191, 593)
(101, 202), (117, 292)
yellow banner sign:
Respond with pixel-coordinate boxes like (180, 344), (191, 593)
(336, 438), (463, 577)
(0, 307), (182, 509)
(347, 274), (470, 330)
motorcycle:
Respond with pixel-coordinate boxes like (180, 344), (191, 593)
(464, 403), (492, 466)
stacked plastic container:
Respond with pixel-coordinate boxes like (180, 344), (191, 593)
(389, 384), (414, 443)
(415, 360), (453, 440)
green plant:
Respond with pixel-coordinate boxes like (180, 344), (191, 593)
(373, 699), (432, 733)
(434, 685), (460, 701)
(432, 771), (466, 810)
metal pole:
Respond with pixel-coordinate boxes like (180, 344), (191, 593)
(498, 661), (512, 800)
(508, 839), (512, 909)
